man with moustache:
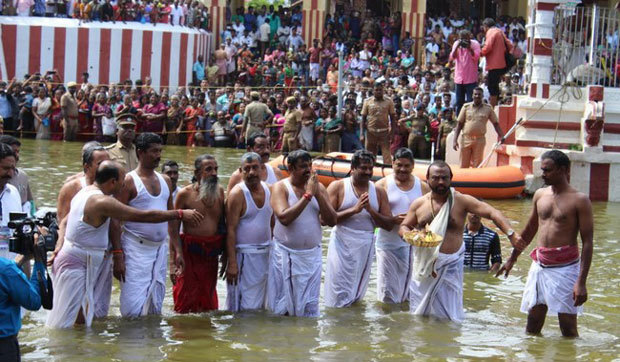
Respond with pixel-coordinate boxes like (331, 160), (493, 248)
(399, 161), (524, 322)
(496, 150), (593, 337)
(0, 144), (24, 261)
(324, 149), (393, 308)
(375, 148), (430, 304)
(110, 133), (182, 317)
(161, 160), (181, 201)
(225, 152), (273, 312)
(268, 150), (336, 317)
(226, 133), (282, 194)
(47, 161), (203, 328)
(171, 154), (226, 313)
(361, 82), (398, 165)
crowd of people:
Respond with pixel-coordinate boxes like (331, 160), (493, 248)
(0, 0), (210, 28)
(0, 7), (530, 166)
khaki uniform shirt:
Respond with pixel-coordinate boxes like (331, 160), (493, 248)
(243, 101), (273, 129)
(457, 102), (498, 138)
(361, 96), (395, 132)
(60, 92), (78, 119)
(283, 109), (302, 133)
(105, 141), (139, 172)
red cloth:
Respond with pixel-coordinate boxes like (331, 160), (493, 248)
(173, 233), (224, 313)
(530, 244), (579, 266)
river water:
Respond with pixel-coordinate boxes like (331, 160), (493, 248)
(15, 140), (619, 361)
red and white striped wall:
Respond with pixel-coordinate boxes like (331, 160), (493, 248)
(302, 0), (326, 47)
(401, 0), (426, 59)
(528, 0), (561, 99)
(0, 16), (213, 91)
(209, 0), (226, 49)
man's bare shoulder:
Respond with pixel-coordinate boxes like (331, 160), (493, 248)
(177, 184), (196, 198)
(59, 178), (82, 196)
(375, 177), (388, 189)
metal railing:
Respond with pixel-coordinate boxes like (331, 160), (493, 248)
(552, 5), (620, 87)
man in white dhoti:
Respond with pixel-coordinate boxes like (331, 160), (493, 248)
(49, 143), (110, 321)
(46, 161), (202, 328)
(399, 161), (523, 322)
(111, 133), (184, 318)
(226, 152), (274, 312)
(497, 150), (593, 337)
(269, 150), (336, 317)
(375, 148), (430, 304)
(324, 149), (393, 308)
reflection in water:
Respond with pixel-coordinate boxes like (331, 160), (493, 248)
(16, 140), (620, 360)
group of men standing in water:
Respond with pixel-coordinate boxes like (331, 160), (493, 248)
(47, 130), (592, 338)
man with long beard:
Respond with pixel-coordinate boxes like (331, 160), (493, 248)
(399, 161), (524, 322)
(111, 133), (182, 317)
(269, 150), (336, 317)
(375, 148), (430, 304)
(225, 152), (273, 312)
(171, 154), (226, 313)
(324, 149), (393, 308)
(227, 133), (282, 194)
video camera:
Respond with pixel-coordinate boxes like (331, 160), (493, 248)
(8, 211), (58, 259)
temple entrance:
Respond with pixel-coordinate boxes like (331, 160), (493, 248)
(426, 0), (497, 19)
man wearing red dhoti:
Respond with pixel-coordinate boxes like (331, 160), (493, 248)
(171, 154), (226, 313)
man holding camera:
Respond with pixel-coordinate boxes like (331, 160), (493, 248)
(0, 144), (25, 261)
(449, 30), (481, 116)
(0, 239), (45, 361)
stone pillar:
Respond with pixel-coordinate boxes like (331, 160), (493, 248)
(527, 0), (570, 99)
(209, 0), (228, 47)
(302, 0), (328, 46)
(401, 0), (426, 61)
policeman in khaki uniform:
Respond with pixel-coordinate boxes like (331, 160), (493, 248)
(360, 82), (397, 165)
(281, 96), (302, 153)
(105, 113), (139, 172)
(453, 87), (504, 168)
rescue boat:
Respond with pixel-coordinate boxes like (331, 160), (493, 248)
(268, 152), (525, 199)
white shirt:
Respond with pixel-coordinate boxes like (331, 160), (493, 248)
(170, 5), (184, 25)
(286, 34), (304, 51)
(259, 22), (270, 42)
(0, 184), (22, 228)
(233, 22), (245, 35)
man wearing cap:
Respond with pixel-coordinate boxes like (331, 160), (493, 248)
(61, 82), (79, 141)
(281, 97), (302, 153)
(105, 114), (138, 172)
(242, 91), (273, 144)
(361, 82), (397, 165)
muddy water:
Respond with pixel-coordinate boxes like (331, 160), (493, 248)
(16, 140), (620, 361)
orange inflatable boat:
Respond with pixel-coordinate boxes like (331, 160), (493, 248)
(268, 152), (525, 199)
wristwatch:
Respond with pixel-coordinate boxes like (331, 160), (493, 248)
(506, 229), (515, 238)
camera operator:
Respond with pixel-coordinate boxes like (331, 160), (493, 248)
(0, 233), (46, 362)
(0, 136), (34, 217)
(449, 30), (481, 115)
(0, 144), (25, 261)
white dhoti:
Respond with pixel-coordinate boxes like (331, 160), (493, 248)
(324, 226), (375, 308)
(119, 231), (168, 317)
(410, 243), (465, 323)
(226, 242), (271, 312)
(93, 253), (112, 318)
(298, 125), (314, 151)
(267, 240), (322, 317)
(309, 63), (319, 80)
(46, 240), (107, 328)
(520, 260), (583, 315)
(376, 227), (413, 304)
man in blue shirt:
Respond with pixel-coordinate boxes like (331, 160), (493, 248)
(0, 258), (43, 361)
(463, 213), (502, 272)
(192, 55), (205, 87)
(244, 6), (257, 32)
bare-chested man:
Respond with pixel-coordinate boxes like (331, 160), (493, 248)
(111, 133), (180, 317)
(214, 43), (229, 86)
(268, 150), (336, 317)
(399, 160), (523, 322)
(225, 152), (273, 312)
(324, 149), (393, 308)
(496, 150), (593, 337)
(171, 154), (226, 313)
(47, 161), (202, 328)
(226, 133), (282, 194)
(375, 148), (430, 304)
